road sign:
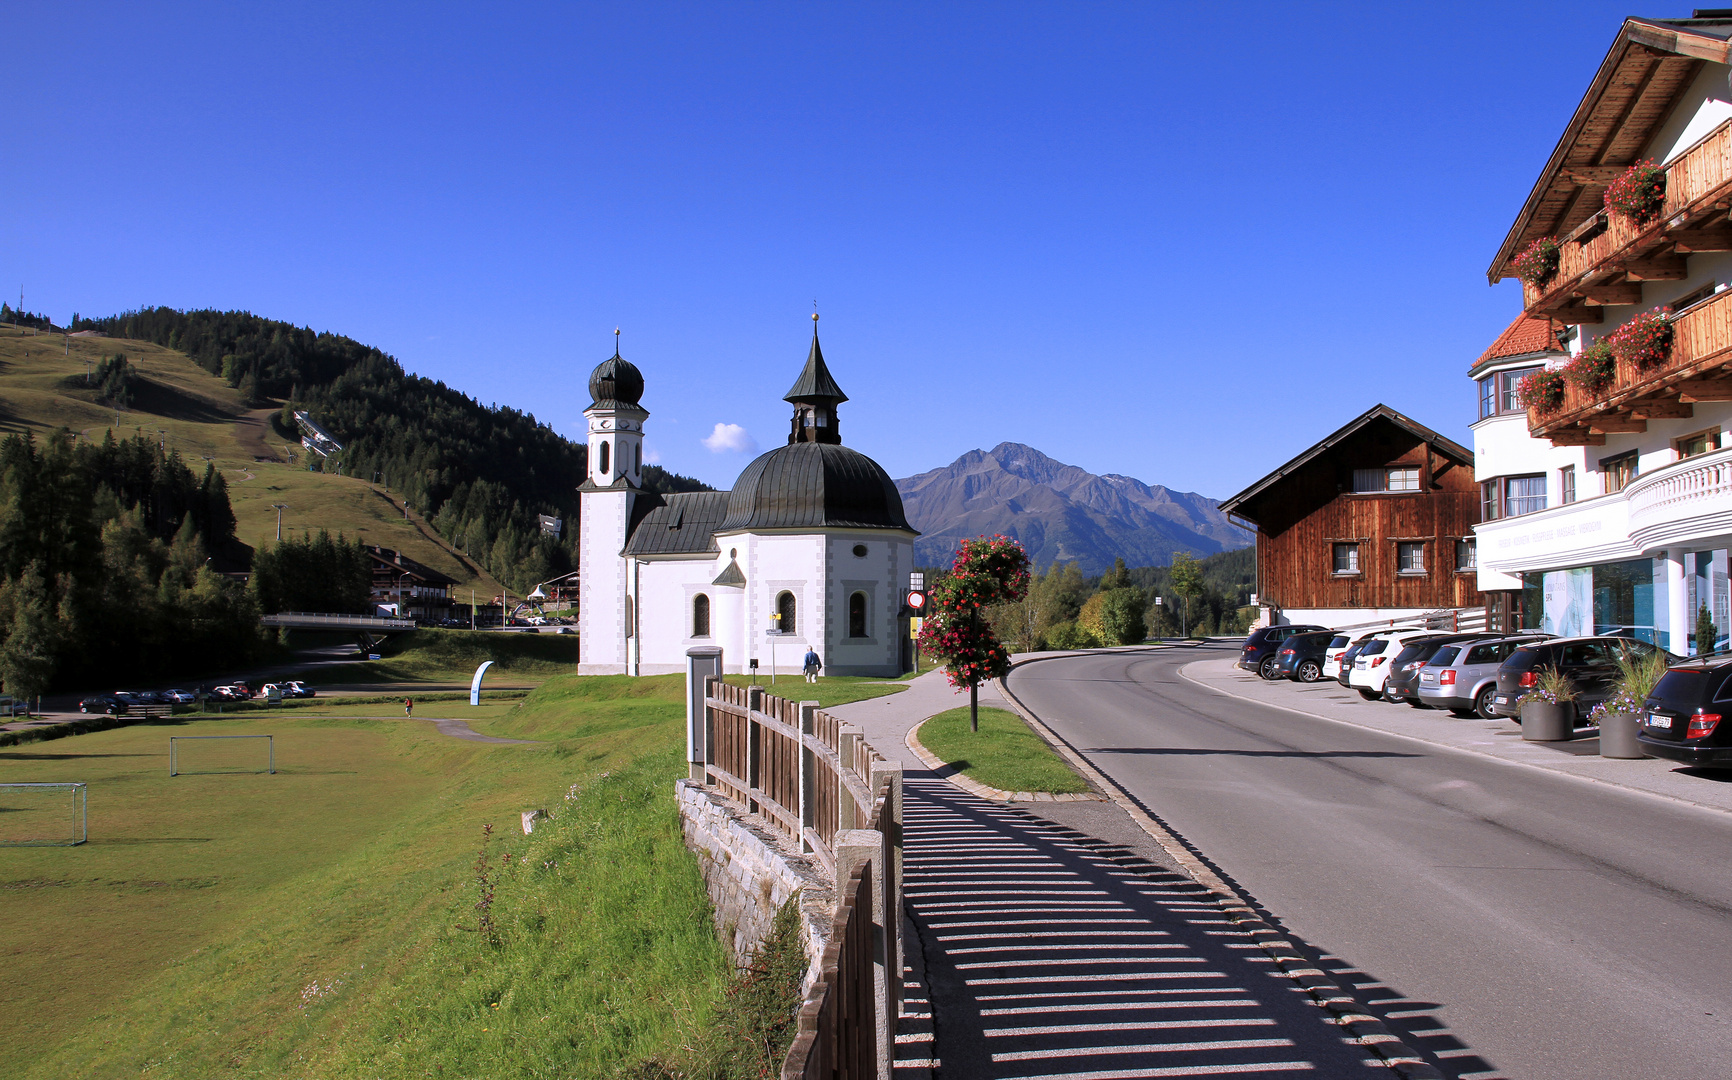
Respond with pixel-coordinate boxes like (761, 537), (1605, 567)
(910, 572), (925, 591)
(906, 590), (926, 613)
(910, 617), (923, 639)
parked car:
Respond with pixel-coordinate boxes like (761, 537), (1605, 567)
(281, 681), (315, 698)
(163, 689), (197, 704)
(1348, 629), (1437, 700)
(1636, 657), (1732, 767)
(1238, 624), (1330, 680)
(1416, 634), (1552, 718)
(1490, 636), (1673, 721)
(1320, 634), (1353, 680)
(209, 685), (246, 701)
(1382, 634), (1494, 706)
(79, 694), (124, 714)
(1273, 630), (1337, 682)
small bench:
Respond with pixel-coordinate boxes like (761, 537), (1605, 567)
(121, 704), (175, 718)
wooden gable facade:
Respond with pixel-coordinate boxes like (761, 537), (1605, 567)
(1220, 406), (1484, 615)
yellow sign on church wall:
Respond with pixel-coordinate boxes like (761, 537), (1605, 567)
(909, 617), (923, 639)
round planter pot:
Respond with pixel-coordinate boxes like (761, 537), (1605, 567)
(1520, 700), (1574, 742)
(1598, 710), (1646, 759)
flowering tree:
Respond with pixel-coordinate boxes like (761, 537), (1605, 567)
(918, 535), (1031, 731)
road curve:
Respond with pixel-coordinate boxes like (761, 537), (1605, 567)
(1005, 643), (1732, 1080)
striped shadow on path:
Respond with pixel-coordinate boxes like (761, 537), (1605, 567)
(896, 776), (1382, 1080)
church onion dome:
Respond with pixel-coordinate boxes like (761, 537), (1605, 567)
(587, 349), (646, 412)
(719, 442), (916, 533)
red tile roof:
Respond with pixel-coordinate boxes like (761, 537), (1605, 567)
(1472, 315), (1563, 373)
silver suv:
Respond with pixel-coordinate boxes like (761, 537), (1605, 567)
(1415, 633), (1551, 718)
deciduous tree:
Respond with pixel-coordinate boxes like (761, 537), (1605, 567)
(918, 535), (1031, 731)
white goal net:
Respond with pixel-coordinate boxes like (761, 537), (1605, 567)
(169, 735), (276, 776)
(0, 782), (88, 846)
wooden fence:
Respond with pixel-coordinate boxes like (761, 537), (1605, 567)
(695, 678), (901, 1080)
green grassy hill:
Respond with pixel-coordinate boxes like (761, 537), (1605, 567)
(0, 323), (504, 595)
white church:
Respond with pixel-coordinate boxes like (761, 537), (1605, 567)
(577, 323), (917, 677)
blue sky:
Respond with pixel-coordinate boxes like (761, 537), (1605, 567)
(3, 1), (1653, 496)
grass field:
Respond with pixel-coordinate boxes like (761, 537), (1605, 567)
(917, 705), (1091, 794)
(315, 627), (584, 685)
(0, 323), (502, 595)
(720, 672), (912, 709)
(0, 669), (907, 1078)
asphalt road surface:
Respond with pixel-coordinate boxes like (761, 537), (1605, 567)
(1005, 644), (1732, 1080)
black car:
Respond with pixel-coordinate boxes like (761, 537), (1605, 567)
(1238, 624), (1330, 680)
(1382, 634), (1495, 706)
(1638, 657), (1732, 767)
(79, 694), (125, 714)
(1273, 630), (1337, 682)
(1336, 637), (1371, 688)
(1490, 636), (1672, 721)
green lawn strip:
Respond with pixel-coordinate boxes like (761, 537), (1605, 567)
(312, 627), (580, 686)
(719, 673), (907, 708)
(0, 672), (788, 1079)
(917, 706), (1091, 794)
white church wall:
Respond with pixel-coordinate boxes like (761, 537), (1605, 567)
(631, 556), (721, 676)
(578, 489), (633, 676)
(739, 532), (821, 679)
(825, 532), (909, 676)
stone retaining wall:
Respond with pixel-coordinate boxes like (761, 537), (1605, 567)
(675, 780), (833, 979)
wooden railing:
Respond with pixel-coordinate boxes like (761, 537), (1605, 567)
(697, 678), (902, 1079)
(1528, 286), (1732, 442)
(1522, 117), (1732, 321)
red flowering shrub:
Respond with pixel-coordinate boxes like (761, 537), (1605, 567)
(917, 535), (1030, 693)
(1512, 237), (1561, 287)
(1603, 160), (1666, 223)
(1606, 307), (1674, 369)
(1564, 340), (1617, 396)
(1518, 368), (1567, 414)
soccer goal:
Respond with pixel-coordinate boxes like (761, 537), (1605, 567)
(169, 735), (276, 776)
(0, 782), (88, 846)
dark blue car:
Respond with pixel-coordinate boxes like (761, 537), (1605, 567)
(1238, 624), (1330, 680)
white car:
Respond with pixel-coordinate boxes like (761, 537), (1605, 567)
(1320, 634), (1352, 679)
(1348, 628), (1433, 700)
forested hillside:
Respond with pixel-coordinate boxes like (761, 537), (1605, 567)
(74, 308), (709, 590)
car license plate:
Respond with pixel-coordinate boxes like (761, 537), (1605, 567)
(1420, 672), (1436, 683)
(1646, 713), (1672, 729)
(1495, 694), (1511, 707)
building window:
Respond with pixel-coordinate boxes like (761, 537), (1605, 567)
(1673, 281), (1719, 312)
(1332, 542), (1360, 575)
(1479, 376), (1496, 421)
(692, 594), (710, 638)
(775, 591), (797, 636)
(634, 442), (642, 473)
(1560, 465), (1576, 505)
(849, 592), (868, 638)
(1352, 466), (1421, 493)
(1481, 480), (1500, 522)
(1398, 541), (1427, 575)
(1677, 428), (1720, 459)
(597, 441), (610, 478)
(1601, 450), (1639, 494)
(852, 544), (868, 558)
(1505, 475), (1546, 516)
(1500, 367), (1539, 414)
(1456, 538), (1477, 571)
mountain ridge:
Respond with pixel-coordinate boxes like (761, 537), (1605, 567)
(895, 442), (1251, 574)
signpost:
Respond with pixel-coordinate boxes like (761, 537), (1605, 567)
(907, 572), (927, 674)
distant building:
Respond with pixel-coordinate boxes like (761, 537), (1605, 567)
(365, 546), (458, 623)
(1220, 405), (1486, 628)
(578, 326), (917, 676)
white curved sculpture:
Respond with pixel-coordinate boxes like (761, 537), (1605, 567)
(470, 660), (495, 706)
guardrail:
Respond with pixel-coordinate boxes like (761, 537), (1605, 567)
(695, 678), (900, 1080)
(260, 612), (417, 629)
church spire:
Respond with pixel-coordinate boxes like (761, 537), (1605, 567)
(786, 313), (846, 445)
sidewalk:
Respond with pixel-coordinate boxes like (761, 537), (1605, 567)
(826, 668), (1422, 1079)
(1182, 656), (1732, 816)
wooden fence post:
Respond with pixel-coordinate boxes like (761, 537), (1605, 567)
(799, 701), (819, 854)
(746, 685), (764, 816)
(839, 723), (862, 831)
(869, 759), (903, 1070)
(833, 828), (888, 1080)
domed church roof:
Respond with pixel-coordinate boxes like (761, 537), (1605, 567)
(718, 442), (915, 533)
(587, 346), (646, 412)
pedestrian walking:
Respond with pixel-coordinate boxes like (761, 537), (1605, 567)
(404, 697), (414, 717)
(802, 648), (822, 683)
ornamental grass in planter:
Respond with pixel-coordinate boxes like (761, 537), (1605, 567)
(1519, 666), (1579, 742)
(1604, 159), (1666, 223)
(1607, 306), (1674, 369)
(1590, 647), (1666, 759)
(1564, 340), (1618, 396)
(1512, 237), (1561, 288)
(1517, 368), (1567, 414)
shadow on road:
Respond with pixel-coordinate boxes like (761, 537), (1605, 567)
(1085, 747), (1422, 759)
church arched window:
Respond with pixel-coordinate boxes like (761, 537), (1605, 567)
(597, 440), (610, 478)
(693, 594), (710, 638)
(634, 442), (641, 474)
(849, 592), (868, 638)
(776, 591), (797, 636)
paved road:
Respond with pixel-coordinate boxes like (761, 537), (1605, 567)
(1006, 644), (1732, 1080)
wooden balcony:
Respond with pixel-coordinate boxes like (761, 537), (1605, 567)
(1522, 118), (1732, 325)
(1529, 285), (1732, 445)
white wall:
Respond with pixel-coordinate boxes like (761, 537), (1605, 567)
(579, 489), (633, 675)
(824, 533), (911, 677)
(1647, 59), (1732, 165)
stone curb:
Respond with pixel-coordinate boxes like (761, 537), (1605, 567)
(994, 657), (1445, 1080)
(904, 718), (1105, 803)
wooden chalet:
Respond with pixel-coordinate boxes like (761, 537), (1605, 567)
(1219, 405), (1485, 625)
(365, 546), (459, 624)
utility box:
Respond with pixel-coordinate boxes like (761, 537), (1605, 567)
(686, 646), (723, 782)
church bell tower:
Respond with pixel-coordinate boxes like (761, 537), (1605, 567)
(578, 333), (648, 675)
(785, 314), (848, 445)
